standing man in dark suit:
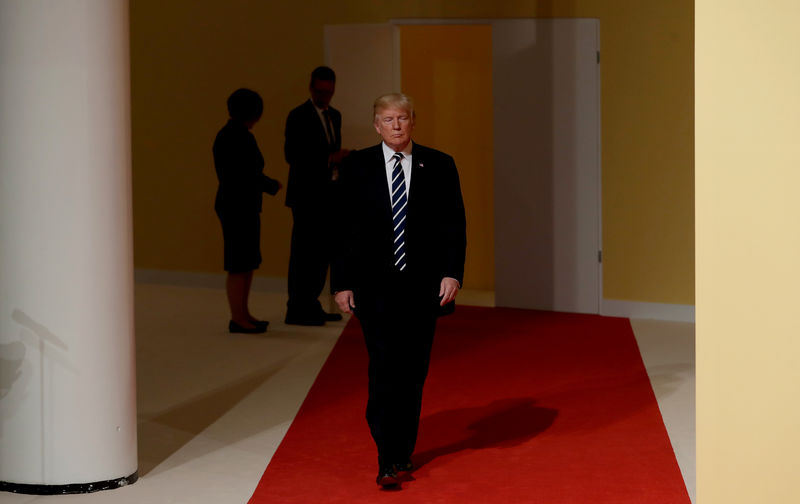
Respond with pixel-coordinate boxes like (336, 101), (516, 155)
(332, 93), (467, 488)
(284, 66), (349, 325)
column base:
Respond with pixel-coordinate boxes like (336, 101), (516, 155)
(0, 471), (138, 495)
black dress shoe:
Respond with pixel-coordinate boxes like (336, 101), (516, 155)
(322, 311), (343, 322)
(228, 320), (267, 334)
(394, 460), (413, 473)
(376, 466), (399, 488)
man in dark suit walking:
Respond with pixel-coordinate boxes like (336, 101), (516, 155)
(284, 66), (349, 325)
(332, 93), (467, 488)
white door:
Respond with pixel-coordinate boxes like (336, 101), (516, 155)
(323, 24), (397, 151)
(492, 19), (601, 313)
(325, 19), (602, 314)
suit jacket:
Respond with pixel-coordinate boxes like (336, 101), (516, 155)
(331, 142), (466, 317)
(284, 99), (342, 209)
(213, 120), (280, 216)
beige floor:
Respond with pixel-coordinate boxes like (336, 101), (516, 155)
(0, 283), (695, 503)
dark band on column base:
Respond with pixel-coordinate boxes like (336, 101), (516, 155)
(0, 471), (138, 495)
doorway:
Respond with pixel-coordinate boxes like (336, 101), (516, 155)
(325, 19), (601, 314)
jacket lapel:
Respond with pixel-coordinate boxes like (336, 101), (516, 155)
(407, 144), (427, 226)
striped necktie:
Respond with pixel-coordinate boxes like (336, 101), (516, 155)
(391, 152), (407, 271)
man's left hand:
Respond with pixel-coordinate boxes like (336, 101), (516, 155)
(439, 277), (460, 306)
(330, 149), (351, 165)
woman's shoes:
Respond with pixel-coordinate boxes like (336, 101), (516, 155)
(228, 319), (268, 334)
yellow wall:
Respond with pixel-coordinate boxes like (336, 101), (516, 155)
(400, 25), (494, 291)
(696, 1), (800, 501)
(130, 0), (694, 305)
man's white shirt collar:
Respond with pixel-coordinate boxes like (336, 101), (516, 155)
(381, 142), (413, 163)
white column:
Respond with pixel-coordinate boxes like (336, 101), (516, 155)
(0, 0), (137, 492)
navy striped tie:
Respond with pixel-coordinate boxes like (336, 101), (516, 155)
(391, 152), (407, 271)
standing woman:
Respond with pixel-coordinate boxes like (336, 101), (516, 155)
(213, 88), (282, 333)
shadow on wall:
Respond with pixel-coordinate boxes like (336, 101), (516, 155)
(0, 340), (27, 441)
(1, 309), (71, 442)
(0, 341), (26, 410)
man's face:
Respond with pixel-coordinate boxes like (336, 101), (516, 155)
(374, 106), (414, 151)
(310, 79), (335, 109)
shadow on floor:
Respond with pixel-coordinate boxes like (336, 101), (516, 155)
(413, 397), (558, 468)
(137, 359), (290, 476)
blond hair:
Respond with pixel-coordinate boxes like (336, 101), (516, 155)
(373, 93), (415, 122)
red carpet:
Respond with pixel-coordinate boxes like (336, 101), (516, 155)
(249, 307), (690, 503)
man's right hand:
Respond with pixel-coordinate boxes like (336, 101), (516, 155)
(335, 290), (356, 314)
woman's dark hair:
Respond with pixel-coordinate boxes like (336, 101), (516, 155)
(227, 88), (263, 122)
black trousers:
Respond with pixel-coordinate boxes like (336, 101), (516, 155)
(356, 285), (438, 467)
(286, 207), (331, 315)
